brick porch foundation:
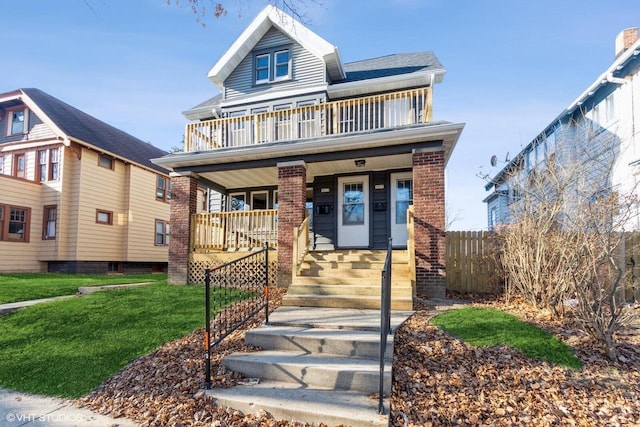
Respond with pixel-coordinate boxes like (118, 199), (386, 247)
(168, 173), (198, 285)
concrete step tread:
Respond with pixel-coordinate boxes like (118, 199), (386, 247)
(223, 350), (391, 393)
(207, 381), (389, 427)
(225, 350), (390, 371)
(266, 306), (414, 331)
(245, 325), (394, 360)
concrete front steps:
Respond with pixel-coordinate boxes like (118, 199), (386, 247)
(207, 306), (414, 427)
(283, 250), (414, 310)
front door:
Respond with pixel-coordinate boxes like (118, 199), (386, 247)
(337, 175), (369, 247)
(390, 172), (413, 246)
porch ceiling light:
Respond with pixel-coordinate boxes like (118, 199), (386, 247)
(355, 159), (366, 167)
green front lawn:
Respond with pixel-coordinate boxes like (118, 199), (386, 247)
(431, 307), (583, 369)
(0, 273), (166, 304)
(0, 281), (245, 398)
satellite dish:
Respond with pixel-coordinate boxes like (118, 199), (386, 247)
(490, 155), (498, 167)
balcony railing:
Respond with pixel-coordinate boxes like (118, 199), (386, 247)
(192, 210), (277, 251)
(185, 87), (432, 152)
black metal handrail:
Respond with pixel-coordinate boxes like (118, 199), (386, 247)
(204, 244), (270, 389)
(378, 238), (393, 414)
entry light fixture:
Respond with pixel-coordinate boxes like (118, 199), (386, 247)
(354, 159), (366, 167)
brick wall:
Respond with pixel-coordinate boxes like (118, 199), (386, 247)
(412, 149), (446, 298)
(276, 162), (307, 286)
(168, 174), (198, 284)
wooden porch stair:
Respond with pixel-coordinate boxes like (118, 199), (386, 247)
(283, 250), (414, 310)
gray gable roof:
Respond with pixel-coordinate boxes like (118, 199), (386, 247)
(184, 52), (444, 119)
(21, 88), (168, 174)
(342, 52), (444, 83)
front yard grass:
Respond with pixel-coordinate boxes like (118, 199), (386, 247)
(431, 307), (583, 369)
(0, 281), (246, 398)
(0, 273), (166, 304)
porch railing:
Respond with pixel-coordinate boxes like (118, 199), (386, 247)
(407, 205), (416, 293)
(292, 215), (311, 277)
(192, 210), (277, 251)
(185, 87), (432, 152)
(204, 245), (270, 389)
(378, 237), (393, 415)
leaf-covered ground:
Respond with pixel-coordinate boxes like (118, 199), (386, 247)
(78, 292), (640, 426)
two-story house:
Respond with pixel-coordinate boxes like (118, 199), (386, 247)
(0, 88), (171, 273)
(153, 5), (464, 300)
(485, 28), (640, 230)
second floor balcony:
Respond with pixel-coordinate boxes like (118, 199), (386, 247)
(185, 87), (433, 152)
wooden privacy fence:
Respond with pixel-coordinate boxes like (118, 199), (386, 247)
(446, 231), (640, 299)
(446, 231), (502, 294)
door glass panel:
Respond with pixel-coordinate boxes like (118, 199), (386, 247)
(343, 182), (364, 225)
(229, 194), (246, 211)
(395, 179), (413, 224)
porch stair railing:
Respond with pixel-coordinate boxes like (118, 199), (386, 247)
(292, 215), (310, 277)
(203, 245), (271, 389)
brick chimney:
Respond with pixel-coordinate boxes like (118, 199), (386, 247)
(615, 27), (639, 58)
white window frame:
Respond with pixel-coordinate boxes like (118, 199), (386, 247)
(250, 191), (269, 210)
(228, 192), (247, 211)
(274, 49), (291, 81)
(254, 47), (291, 85)
(255, 53), (270, 84)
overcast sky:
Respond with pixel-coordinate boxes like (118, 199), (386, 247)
(2, 0), (639, 230)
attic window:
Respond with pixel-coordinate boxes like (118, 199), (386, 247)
(254, 47), (291, 84)
(8, 109), (28, 136)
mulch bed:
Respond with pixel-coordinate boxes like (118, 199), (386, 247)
(78, 290), (640, 426)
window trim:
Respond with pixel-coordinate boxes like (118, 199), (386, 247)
(96, 209), (113, 225)
(7, 108), (29, 136)
(253, 46), (291, 85)
(43, 205), (57, 240)
(0, 204), (31, 243)
(97, 153), (114, 170)
(154, 219), (170, 246)
(13, 153), (26, 179)
(49, 148), (60, 180)
(156, 175), (171, 202)
(37, 149), (47, 182)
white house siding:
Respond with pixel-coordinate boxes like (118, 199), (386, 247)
(0, 175), (45, 272)
(224, 26), (326, 101)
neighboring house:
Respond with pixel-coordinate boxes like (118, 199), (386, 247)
(0, 88), (171, 273)
(153, 5), (464, 297)
(484, 28), (640, 231)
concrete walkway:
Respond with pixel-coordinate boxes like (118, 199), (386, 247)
(0, 388), (139, 427)
(0, 296), (76, 316)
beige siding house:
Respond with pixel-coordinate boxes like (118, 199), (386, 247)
(0, 88), (170, 273)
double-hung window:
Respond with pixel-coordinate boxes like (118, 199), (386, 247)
(255, 54), (270, 84)
(155, 219), (170, 246)
(43, 205), (57, 240)
(156, 175), (171, 202)
(8, 109), (28, 135)
(274, 50), (290, 80)
(254, 47), (291, 84)
(49, 148), (60, 180)
(38, 150), (47, 182)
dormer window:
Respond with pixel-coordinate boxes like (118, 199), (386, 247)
(254, 47), (291, 84)
(274, 50), (290, 80)
(255, 54), (270, 83)
(8, 109), (28, 136)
